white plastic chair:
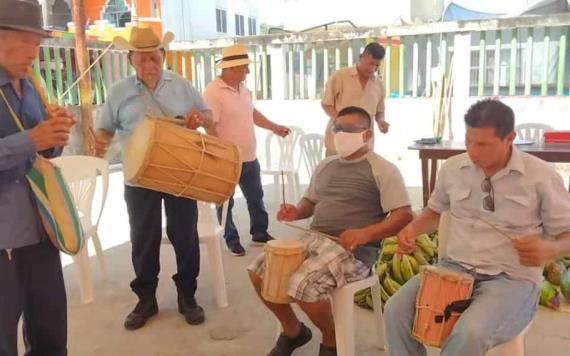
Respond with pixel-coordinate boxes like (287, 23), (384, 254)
(329, 265), (385, 356)
(196, 201), (229, 308)
(274, 265), (385, 356)
(51, 155), (109, 304)
(261, 126), (304, 203)
(438, 212), (531, 356)
(515, 123), (554, 142)
(299, 133), (324, 179)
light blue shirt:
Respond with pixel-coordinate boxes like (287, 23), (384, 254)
(0, 68), (62, 250)
(97, 71), (208, 154)
(428, 148), (570, 284)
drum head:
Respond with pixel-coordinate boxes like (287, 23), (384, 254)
(123, 119), (154, 182)
(267, 239), (303, 249)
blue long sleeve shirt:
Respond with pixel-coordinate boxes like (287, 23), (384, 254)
(0, 68), (62, 250)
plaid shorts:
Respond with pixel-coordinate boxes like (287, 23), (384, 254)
(248, 232), (371, 303)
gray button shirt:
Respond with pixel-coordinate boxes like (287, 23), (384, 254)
(428, 148), (570, 284)
(0, 68), (61, 250)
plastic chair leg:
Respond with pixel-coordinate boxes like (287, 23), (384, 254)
(72, 245), (94, 304)
(91, 231), (106, 276)
(204, 236), (228, 308)
(331, 288), (356, 356)
(370, 282), (386, 350)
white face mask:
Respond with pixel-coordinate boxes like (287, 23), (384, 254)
(333, 131), (367, 158)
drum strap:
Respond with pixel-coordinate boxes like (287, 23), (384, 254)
(434, 299), (472, 323)
(140, 84), (169, 117)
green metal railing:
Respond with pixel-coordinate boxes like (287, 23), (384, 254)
(33, 15), (570, 107)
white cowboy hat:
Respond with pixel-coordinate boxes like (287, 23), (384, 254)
(113, 26), (174, 52)
(216, 44), (252, 69)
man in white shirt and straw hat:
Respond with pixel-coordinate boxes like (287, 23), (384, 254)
(95, 26), (212, 330)
(203, 44), (290, 256)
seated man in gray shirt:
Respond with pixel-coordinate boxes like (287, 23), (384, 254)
(385, 99), (570, 356)
(248, 106), (413, 356)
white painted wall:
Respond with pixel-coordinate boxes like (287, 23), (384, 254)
(259, 0), (446, 30)
(253, 97), (570, 189)
(161, 0), (259, 41)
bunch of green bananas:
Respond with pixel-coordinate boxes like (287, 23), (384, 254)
(540, 254), (570, 309)
(354, 232), (439, 310)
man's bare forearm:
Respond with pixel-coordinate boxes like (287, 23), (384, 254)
(253, 108), (277, 131)
(321, 103), (337, 120)
(554, 231), (570, 258)
(364, 206), (414, 242)
(405, 208), (441, 237)
(294, 198), (316, 220)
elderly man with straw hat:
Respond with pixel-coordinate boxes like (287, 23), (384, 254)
(95, 26), (212, 330)
(0, 0), (75, 355)
(203, 44), (290, 256)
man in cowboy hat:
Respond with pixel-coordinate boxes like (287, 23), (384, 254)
(0, 1), (75, 355)
(203, 44), (290, 256)
(95, 26), (212, 330)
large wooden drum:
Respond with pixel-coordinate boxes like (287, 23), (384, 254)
(123, 118), (241, 204)
(413, 265), (474, 347)
(261, 240), (305, 304)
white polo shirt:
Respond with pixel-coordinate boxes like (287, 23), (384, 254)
(203, 77), (257, 162)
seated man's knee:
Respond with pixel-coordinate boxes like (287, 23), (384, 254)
(384, 275), (421, 319)
(248, 269), (262, 291)
(383, 294), (402, 321)
(444, 323), (487, 351)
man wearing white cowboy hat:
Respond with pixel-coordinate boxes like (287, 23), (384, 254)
(0, 0), (75, 355)
(203, 44), (290, 256)
(95, 26), (212, 330)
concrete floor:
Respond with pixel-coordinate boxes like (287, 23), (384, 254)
(19, 171), (570, 356)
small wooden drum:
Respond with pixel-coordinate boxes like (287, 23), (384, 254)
(123, 118), (241, 204)
(261, 240), (305, 304)
(413, 265), (474, 347)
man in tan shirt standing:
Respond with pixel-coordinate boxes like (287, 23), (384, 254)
(321, 42), (387, 156)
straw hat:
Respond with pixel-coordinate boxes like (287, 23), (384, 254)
(113, 26), (174, 52)
(0, 0), (51, 37)
(216, 44), (251, 69)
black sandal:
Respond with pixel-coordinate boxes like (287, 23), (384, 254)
(267, 322), (312, 356)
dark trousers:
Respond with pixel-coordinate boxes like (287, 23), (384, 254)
(217, 159), (269, 245)
(124, 185), (199, 299)
(0, 240), (67, 356)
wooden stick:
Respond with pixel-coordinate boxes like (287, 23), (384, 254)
(71, 0), (95, 155)
(58, 42), (113, 101)
(281, 221), (340, 243)
(477, 217), (515, 242)
(280, 170), (286, 206)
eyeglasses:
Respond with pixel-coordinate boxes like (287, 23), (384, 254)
(481, 177), (495, 212)
(331, 124), (368, 134)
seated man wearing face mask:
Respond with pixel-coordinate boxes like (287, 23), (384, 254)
(248, 106), (413, 356)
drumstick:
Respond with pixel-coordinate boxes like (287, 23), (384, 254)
(58, 42), (114, 101)
(476, 217), (515, 242)
(280, 170), (286, 207)
(281, 221), (340, 243)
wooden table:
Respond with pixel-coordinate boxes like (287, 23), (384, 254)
(409, 141), (570, 206)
